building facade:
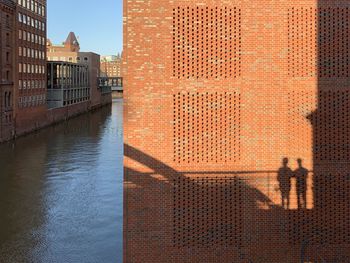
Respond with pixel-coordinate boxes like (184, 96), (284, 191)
(100, 54), (122, 77)
(124, 0), (350, 262)
(47, 33), (111, 108)
(0, 0), (15, 141)
(15, 0), (47, 135)
(47, 61), (89, 109)
(47, 31), (80, 58)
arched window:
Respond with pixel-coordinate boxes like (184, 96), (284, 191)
(6, 70), (10, 81)
(4, 92), (7, 108)
(6, 33), (10, 46)
(8, 92), (12, 107)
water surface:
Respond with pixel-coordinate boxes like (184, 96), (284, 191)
(0, 100), (123, 263)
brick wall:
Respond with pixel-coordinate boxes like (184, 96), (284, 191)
(0, 0), (15, 142)
(124, 0), (350, 262)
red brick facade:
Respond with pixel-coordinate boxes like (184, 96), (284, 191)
(124, 0), (350, 262)
(100, 58), (122, 77)
(0, 0), (15, 141)
(15, 0), (47, 136)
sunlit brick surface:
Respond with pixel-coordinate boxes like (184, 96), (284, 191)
(124, 0), (350, 262)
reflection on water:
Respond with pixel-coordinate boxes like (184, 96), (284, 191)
(0, 100), (123, 263)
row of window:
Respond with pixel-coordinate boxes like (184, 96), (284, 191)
(18, 94), (46, 108)
(19, 47), (45, 60)
(19, 79), (45, 89)
(18, 13), (45, 32)
(106, 69), (121, 73)
(19, 30), (45, 46)
(19, 63), (45, 74)
(49, 56), (89, 62)
(17, 0), (45, 17)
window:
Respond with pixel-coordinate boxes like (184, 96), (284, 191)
(4, 92), (7, 108)
(6, 33), (10, 46)
(8, 92), (12, 108)
(6, 15), (10, 28)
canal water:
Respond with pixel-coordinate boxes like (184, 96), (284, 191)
(0, 99), (123, 263)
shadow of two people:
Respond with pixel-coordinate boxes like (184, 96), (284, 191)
(277, 157), (309, 210)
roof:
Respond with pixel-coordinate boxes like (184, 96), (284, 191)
(65, 32), (79, 46)
(0, 0), (16, 9)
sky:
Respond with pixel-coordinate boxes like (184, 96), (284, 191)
(47, 0), (122, 56)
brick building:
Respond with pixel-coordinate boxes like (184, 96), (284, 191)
(47, 31), (80, 58)
(15, 0), (47, 135)
(47, 31), (80, 53)
(0, 0), (15, 141)
(124, 0), (350, 262)
(47, 32), (111, 108)
(100, 54), (122, 77)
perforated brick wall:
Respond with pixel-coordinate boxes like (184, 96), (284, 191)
(173, 92), (241, 164)
(124, 0), (350, 262)
(172, 6), (241, 79)
(288, 7), (350, 78)
(173, 176), (242, 247)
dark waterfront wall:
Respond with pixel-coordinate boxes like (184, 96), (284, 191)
(124, 0), (350, 262)
(0, 100), (123, 263)
(0, 99), (113, 144)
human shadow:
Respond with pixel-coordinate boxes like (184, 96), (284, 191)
(277, 157), (293, 210)
(124, 144), (308, 262)
(294, 158), (309, 210)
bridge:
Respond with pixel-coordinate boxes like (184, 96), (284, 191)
(98, 77), (123, 92)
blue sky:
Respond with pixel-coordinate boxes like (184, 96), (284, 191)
(47, 0), (122, 56)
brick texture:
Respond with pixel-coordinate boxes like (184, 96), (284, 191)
(124, 0), (350, 262)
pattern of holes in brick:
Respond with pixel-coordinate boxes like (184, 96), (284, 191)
(319, 8), (350, 78)
(173, 92), (241, 164)
(287, 91), (316, 152)
(287, 91), (350, 161)
(288, 8), (350, 78)
(288, 7), (318, 77)
(288, 172), (350, 245)
(172, 6), (241, 79)
(314, 91), (350, 161)
(173, 176), (242, 247)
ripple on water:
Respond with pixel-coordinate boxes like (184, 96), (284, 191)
(0, 100), (123, 263)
